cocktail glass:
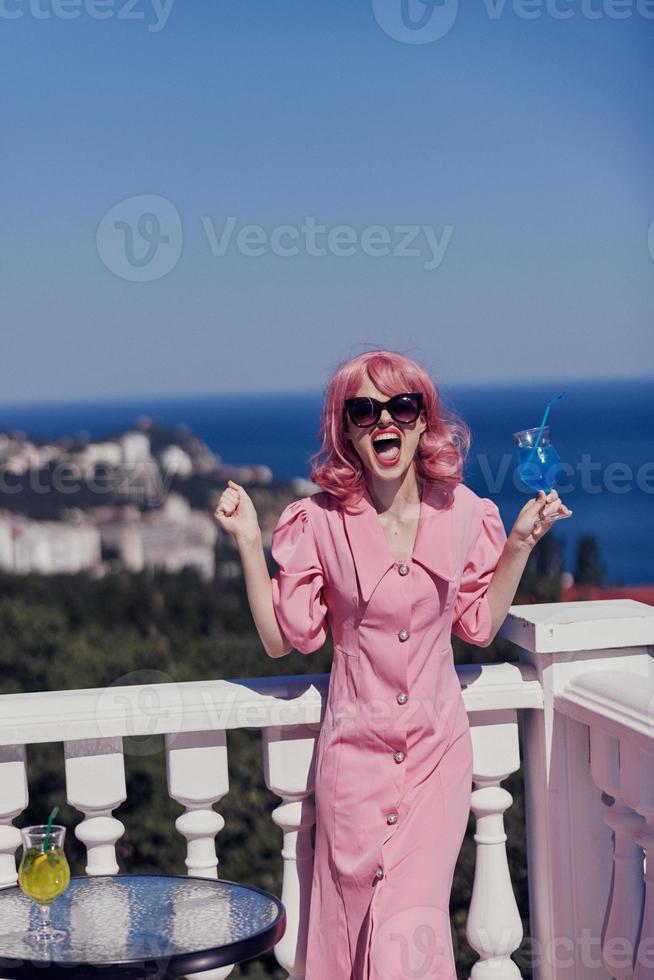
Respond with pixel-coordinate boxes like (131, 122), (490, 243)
(513, 425), (567, 522)
(18, 825), (70, 945)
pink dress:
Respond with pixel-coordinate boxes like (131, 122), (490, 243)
(270, 480), (507, 980)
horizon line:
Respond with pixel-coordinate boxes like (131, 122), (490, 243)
(1, 374), (652, 413)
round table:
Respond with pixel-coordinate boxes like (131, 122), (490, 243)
(0, 873), (287, 979)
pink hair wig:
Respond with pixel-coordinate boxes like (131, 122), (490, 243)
(309, 349), (471, 511)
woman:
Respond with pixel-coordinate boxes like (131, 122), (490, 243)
(214, 350), (571, 979)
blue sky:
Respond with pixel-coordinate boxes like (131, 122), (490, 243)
(2, 0), (653, 402)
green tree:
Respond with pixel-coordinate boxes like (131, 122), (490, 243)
(574, 534), (606, 587)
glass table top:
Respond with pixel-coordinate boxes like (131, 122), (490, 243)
(0, 874), (286, 977)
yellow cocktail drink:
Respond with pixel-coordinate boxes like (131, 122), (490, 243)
(18, 822), (70, 944)
(19, 845), (70, 904)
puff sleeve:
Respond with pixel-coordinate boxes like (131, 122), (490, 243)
(451, 497), (507, 647)
(270, 499), (329, 655)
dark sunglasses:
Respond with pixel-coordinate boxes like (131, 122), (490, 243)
(343, 392), (424, 428)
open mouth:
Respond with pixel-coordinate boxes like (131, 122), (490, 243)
(372, 430), (402, 464)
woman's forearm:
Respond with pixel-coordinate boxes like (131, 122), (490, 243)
(484, 533), (532, 646)
(235, 531), (292, 659)
(483, 488), (572, 646)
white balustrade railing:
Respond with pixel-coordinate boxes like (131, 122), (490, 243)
(503, 598), (654, 980)
(0, 598), (652, 980)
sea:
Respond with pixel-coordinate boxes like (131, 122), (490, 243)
(0, 378), (652, 586)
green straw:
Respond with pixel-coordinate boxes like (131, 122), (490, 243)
(525, 391), (566, 470)
(43, 805), (59, 852)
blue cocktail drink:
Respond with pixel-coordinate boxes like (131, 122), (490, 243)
(513, 392), (570, 525)
(513, 425), (562, 494)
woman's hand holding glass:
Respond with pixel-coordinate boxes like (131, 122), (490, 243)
(509, 488), (573, 551)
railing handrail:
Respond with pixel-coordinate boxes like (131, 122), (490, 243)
(0, 661), (542, 746)
(556, 668), (654, 748)
(499, 596), (654, 653)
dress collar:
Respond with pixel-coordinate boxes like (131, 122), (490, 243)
(342, 481), (455, 602)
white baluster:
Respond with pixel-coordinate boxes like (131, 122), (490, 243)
(165, 729), (231, 980)
(602, 804), (645, 980)
(64, 737), (126, 875)
(262, 723), (319, 980)
(0, 744), (28, 888)
(467, 710), (523, 980)
(621, 744), (654, 980)
(166, 729), (228, 877)
(591, 729), (646, 980)
(633, 817), (653, 980)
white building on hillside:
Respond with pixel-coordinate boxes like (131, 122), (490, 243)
(0, 512), (102, 575)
